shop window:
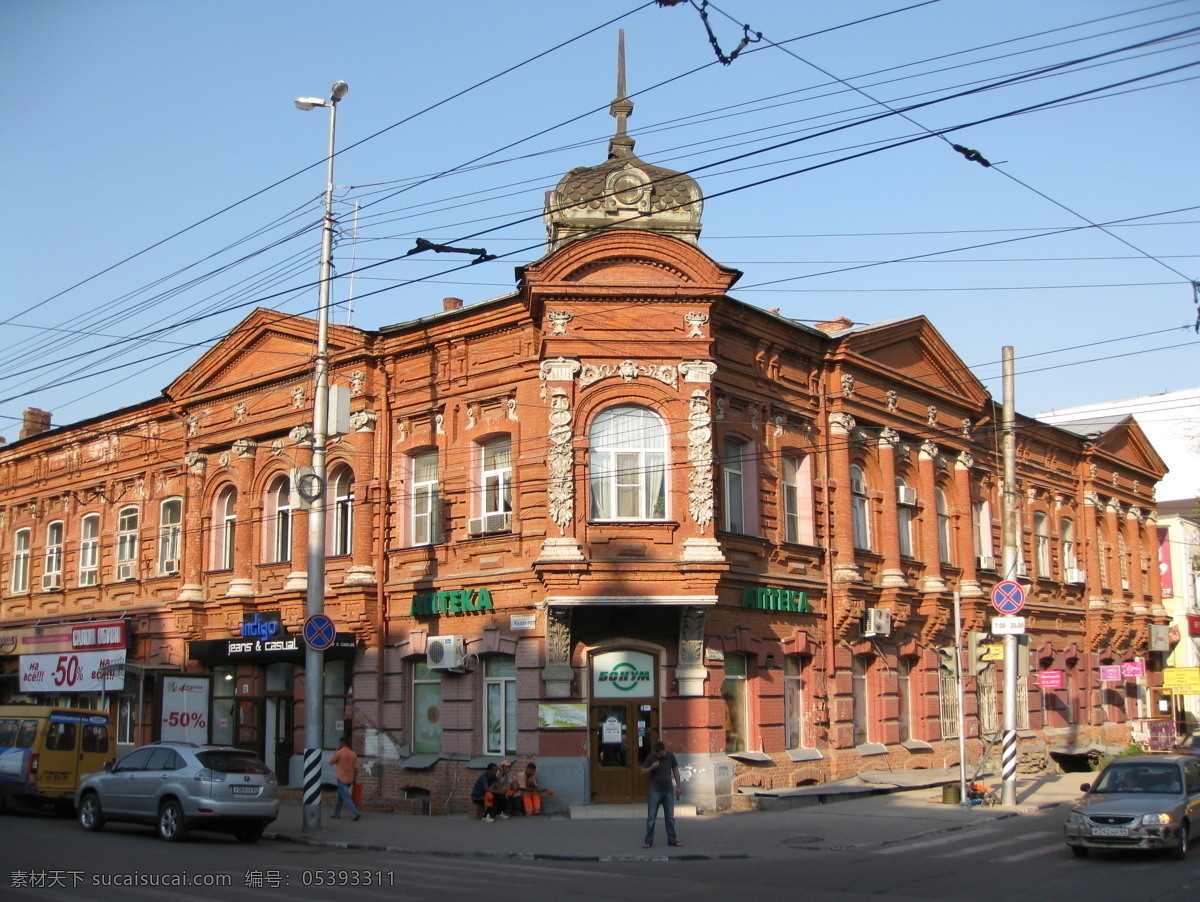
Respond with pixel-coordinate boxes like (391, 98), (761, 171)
(79, 514), (100, 587)
(851, 655), (871, 745)
(265, 475), (292, 564)
(116, 694), (137, 745)
(783, 655), (806, 750)
(850, 466), (871, 551)
(936, 488), (953, 565)
(116, 506), (139, 579)
(213, 486), (237, 571)
(722, 653), (748, 753)
(158, 498), (182, 575)
(323, 660), (350, 747)
(1060, 518), (1077, 572)
(781, 454), (815, 544)
(211, 665), (237, 747)
(897, 658), (913, 743)
(896, 477), (915, 557)
(411, 451), (440, 546)
(484, 655), (517, 756)
(329, 465), (355, 556)
(11, 528), (31, 593)
(721, 436), (750, 534)
(413, 662), (443, 754)
(1034, 512), (1051, 578)
(589, 406), (667, 521)
(43, 521), (64, 589)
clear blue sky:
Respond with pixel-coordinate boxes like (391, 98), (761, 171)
(1, 0), (1197, 437)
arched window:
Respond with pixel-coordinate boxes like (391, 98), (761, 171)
(265, 475), (291, 564)
(11, 528), (31, 593)
(214, 486), (237, 571)
(116, 506), (139, 579)
(722, 436), (748, 534)
(589, 406), (667, 521)
(936, 488), (953, 565)
(79, 513), (100, 586)
(781, 454), (815, 544)
(158, 498), (182, 575)
(412, 451), (440, 546)
(1034, 512), (1051, 578)
(329, 466), (355, 556)
(896, 477), (916, 557)
(850, 465), (871, 551)
(44, 521), (64, 588)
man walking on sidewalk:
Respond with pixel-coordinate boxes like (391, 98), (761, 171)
(329, 736), (361, 821)
(641, 740), (682, 848)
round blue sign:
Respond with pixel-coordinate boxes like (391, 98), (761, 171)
(990, 580), (1026, 615)
(303, 614), (337, 650)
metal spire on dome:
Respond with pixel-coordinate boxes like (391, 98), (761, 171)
(608, 29), (635, 159)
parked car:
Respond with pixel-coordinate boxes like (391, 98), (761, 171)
(75, 742), (278, 843)
(1172, 733), (1200, 756)
(0, 705), (114, 814)
(1064, 754), (1200, 859)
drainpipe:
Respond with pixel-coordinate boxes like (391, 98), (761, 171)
(376, 358), (393, 709)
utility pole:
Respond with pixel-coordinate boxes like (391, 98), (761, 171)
(294, 80), (348, 834)
(1000, 346), (1019, 806)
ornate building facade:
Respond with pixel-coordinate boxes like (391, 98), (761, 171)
(0, 65), (1170, 814)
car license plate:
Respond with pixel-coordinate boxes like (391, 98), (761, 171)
(1093, 826), (1129, 837)
(231, 785), (259, 796)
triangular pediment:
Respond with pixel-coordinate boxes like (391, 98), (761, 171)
(834, 317), (991, 407)
(1086, 416), (1169, 478)
(164, 308), (364, 403)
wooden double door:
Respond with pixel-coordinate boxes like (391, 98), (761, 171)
(589, 699), (658, 803)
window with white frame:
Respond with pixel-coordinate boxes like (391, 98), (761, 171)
(411, 451), (440, 546)
(1117, 533), (1129, 589)
(329, 466), (354, 556)
(484, 655), (517, 756)
(589, 406), (667, 521)
(722, 436), (749, 534)
(265, 475), (291, 564)
(479, 436), (513, 530)
(721, 653), (748, 753)
(936, 487), (953, 565)
(215, 485), (237, 571)
(412, 662), (443, 754)
(44, 521), (64, 588)
(116, 506), (139, 578)
(896, 477), (916, 557)
(1060, 517), (1077, 571)
(781, 454), (815, 544)
(79, 514), (100, 586)
(973, 498), (994, 567)
(851, 655), (871, 745)
(850, 465), (872, 551)
(11, 528), (31, 593)
(158, 498), (182, 574)
(784, 655), (805, 749)
(1034, 512), (1051, 578)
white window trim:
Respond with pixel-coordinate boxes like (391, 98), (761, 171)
(11, 528), (31, 593)
(79, 514), (100, 586)
(158, 498), (182, 574)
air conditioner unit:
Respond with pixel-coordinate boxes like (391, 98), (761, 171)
(41, 572), (61, 591)
(116, 562), (137, 581)
(161, 559), (179, 576)
(861, 608), (892, 638)
(426, 635), (467, 671)
(850, 478), (868, 495)
(1014, 560), (1028, 578)
(977, 555), (997, 571)
(1065, 567), (1086, 584)
(896, 486), (918, 506)
(467, 512), (512, 536)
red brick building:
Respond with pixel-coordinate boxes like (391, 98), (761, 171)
(0, 74), (1169, 814)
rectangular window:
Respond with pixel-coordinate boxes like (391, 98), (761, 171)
(722, 438), (745, 534)
(898, 490), (915, 558)
(722, 653), (747, 753)
(323, 660), (350, 748)
(116, 507), (138, 579)
(897, 658), (912, 743)
(782, 455), (803, 544)
(852, 656), (870, 745)
(412, 452), (440, 546)
(484, 656), (517, 756)
(158, 499), (182, 574)
(936, 489), (953, 565)
(784, 655), (804, 750)
(11, 528), (31, 593)
(413, 662), (443, 754)
(482, 438), (513, 518)
(978, 669), (998, 734)
(938, 656), (960, 740)
(79, 515), (100, 586)
(44, 522), (64, 588)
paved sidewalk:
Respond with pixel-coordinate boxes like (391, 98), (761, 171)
(267, 772), (1085, 862)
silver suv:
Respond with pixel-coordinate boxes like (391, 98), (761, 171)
(76, 742), (279, 843)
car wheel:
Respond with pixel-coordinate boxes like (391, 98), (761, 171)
(1070, 846), (1088, 858)
(79, 793), (105, 832)
(157, 800), (188, 842)
(234, 823), (265, 843)
(1170, 822), (1189, 860)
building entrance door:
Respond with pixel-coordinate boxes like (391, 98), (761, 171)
(588, 649), (658, 804)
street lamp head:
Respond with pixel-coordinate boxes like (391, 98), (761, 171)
(294, 97), (327, 111)
(331, 81), (349, 102)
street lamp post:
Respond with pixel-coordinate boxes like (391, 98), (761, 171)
(295, 80), (347, 834)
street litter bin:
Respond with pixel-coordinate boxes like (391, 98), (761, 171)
(942, 783), (962, 805)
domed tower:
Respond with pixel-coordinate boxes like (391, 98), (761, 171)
(544, 31), (704, 253)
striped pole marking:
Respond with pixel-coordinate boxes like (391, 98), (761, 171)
(303, 747), (322, 808)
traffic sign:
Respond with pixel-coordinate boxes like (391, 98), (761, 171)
(991, 616), (1026, 635)
(990, 580), (1026, 615)
(303, 614), (337, 651)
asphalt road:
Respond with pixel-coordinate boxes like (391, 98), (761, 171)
(4, 805), (1200, 901)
